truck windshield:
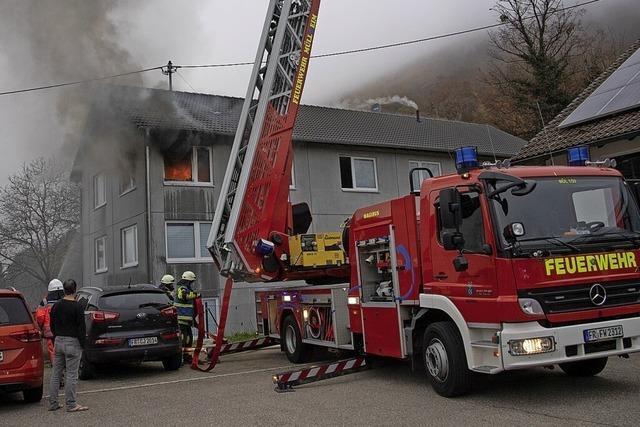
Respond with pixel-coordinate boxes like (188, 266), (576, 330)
(488, 176), (640, 254)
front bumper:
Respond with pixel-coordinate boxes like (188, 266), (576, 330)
(500, 316), (640, 370)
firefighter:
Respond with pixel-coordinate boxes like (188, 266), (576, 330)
(158, 274), (176, 300)
(175, 271), (199, 363)
(35, 279), (64, 363)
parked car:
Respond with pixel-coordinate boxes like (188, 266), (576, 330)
(0, 288), (44, 403)
(76, 285), (181, 379)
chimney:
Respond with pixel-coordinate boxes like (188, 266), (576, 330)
(416, 109), (421, 123)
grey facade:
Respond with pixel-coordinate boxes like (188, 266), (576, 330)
(73, 86), (526, 333)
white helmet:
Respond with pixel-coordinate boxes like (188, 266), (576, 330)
(48, 279), (63, 292)
(181, 271), (196, 281)
(161, 274), (175, 285)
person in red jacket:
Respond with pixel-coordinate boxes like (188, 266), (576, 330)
(35, 279), (64, 362)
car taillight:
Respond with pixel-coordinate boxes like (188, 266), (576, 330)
(94, 338), (123, 346)
(160, 306), (177, 319)
(11, 329), (41, 343)
(161, 331), (179, 341)
(91, 311), (120, 322)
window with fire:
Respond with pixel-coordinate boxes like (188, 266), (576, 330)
(164, 147), (212, 184)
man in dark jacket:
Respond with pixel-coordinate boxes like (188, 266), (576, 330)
(48, 279), (88, 412)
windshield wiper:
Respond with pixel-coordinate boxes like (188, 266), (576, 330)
(515, 236), (581, 253)
(569, 229), (640, 248)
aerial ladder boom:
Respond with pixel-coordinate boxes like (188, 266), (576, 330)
(209, 0), (320, 282)
(193, 0), (321, 372)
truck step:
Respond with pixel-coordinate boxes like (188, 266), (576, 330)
(471, 340), (499, 349)
(473, 365), (501, 374)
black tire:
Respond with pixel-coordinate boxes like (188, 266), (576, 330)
(79, 354), (95, 380)
(22, 386), (43, 403)
(162, 353), (182, 371)
(559, 357), (608, 377)
(422, 321), (471, 397)
(282, 315), (312, 363)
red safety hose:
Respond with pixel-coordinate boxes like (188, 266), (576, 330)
(191, 277), (233, 372)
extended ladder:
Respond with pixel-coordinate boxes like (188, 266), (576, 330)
(209, 0), (320, 282)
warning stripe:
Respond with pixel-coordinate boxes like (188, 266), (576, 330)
(274, 357), (367, 388)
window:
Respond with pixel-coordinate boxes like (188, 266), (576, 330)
(93, 173), (106, 208)
(339, 156), (378, 191)
(121, 225), (138, 268)
(166, 221), (213, 262)
(290, 164), (296, 190)
(0, 297), (32, 326)
(100, 292), (171, 310)
(437, 190), (485, 253)
(164, 147), (212, 185)
(95, 236), (107, 273)
(119, 171), (136, 195)
(409, 160), (441, 192)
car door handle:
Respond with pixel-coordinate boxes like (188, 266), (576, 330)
(434, 273), (448, 280)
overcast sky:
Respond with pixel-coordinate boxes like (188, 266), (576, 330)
(0, 0), (633, 183)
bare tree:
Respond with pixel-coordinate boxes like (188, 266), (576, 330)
(489, 0), (585, 137)
(0, 158), (79, 287)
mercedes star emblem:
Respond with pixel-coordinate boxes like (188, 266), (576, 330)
(136, 312), (147, 319)
(589, 284), (607, 306)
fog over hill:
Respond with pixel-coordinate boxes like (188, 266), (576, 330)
(339, 0), (640, 138)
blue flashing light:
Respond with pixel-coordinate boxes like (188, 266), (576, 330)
(256, 239), (275, 256)
(455, 146), (479, 172)
(567, 146), (590, 166)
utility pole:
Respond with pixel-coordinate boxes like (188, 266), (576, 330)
(162, 60), (178, 91)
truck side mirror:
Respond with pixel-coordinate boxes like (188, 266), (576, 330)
(439, 188), (463, 229)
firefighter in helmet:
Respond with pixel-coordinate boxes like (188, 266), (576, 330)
(158, 274), (176, 300)
(35, 279), (64, 362)
(174, 271), (199, 363)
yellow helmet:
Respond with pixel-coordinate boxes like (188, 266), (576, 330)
(161, 274), (175, 285)
(181, 271), (196, 281)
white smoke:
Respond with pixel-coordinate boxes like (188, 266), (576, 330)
(336, 95), (419, 112)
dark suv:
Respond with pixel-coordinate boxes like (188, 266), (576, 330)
(76, 285), (181, 379)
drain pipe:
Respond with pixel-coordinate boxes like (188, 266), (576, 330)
(145, 129), (153, 283)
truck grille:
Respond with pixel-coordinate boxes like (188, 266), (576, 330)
(520, 281), (640, 314)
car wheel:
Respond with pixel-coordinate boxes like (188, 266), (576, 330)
(22, 386), (43, 403)
(282, 315), (311, 363)
(423, 321), (471, 397)
(559, 357), (608, 377)
(79, 354), (95, 380)
(162, 354), (182, 371)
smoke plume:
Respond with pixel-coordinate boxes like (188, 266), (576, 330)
(336, 95), (419, 113)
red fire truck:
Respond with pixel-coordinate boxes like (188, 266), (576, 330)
(197, 0), (640, 397)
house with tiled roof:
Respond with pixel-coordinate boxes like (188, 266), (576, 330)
(513, 39), (640, 174)
(71, 85), (525, 333)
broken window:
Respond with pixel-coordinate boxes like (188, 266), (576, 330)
(164, 147), (212, 184)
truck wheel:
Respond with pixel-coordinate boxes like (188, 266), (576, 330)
(79, 354), (95, 380)
(22, 386), (43, 403)
(282, 315), (311, 363)
(162, 353), (182, 371)
(423, 321), (471, 397)
(559, 357), (608, 377)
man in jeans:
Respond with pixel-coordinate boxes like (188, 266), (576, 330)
(48, 279), (88, 412)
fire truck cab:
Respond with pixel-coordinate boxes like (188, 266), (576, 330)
(260, 146), (640, 396)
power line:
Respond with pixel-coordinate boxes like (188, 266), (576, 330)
(179, 0), (602, 67)
(175, 70), (198, 92)
(0, 66), (163, 97)
(0, 0), (602, 97)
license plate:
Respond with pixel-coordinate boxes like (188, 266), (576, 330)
(0, 351), (3, 363)
(583, 325), (623, 342)
(128, 337), (158, 347)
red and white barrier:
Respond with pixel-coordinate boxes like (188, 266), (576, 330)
(273, 357), (368, 391)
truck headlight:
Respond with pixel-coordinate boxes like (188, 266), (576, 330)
(518, 298), (544, 316)
(347, 297), (359, 305)
(508, 337), (555, 356)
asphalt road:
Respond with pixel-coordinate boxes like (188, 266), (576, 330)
(1, 348), (639, 426)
